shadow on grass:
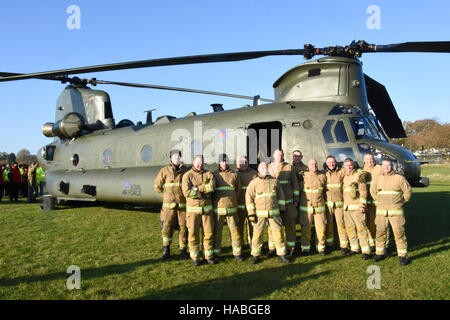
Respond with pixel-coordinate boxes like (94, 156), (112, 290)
(0, 257), (160, 287)
(137, 255), (345, 300)
(404, 190), (450, 251)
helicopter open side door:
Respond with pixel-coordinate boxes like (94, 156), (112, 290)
(246, 121), (282, 170)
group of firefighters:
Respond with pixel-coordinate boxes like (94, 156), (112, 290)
(0, 162), (46, 203)
(155, 148), (412, 267)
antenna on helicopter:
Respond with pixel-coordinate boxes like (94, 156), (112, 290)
(143, 109), (156, 124)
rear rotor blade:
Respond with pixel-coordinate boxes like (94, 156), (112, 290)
(364, 74), (406, 138)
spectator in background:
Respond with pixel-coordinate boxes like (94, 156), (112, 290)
(27, 162), (38, 203)
(9, 162), (21, 203)
(0, 165), (4, 202)
(36, 164), (46, 197)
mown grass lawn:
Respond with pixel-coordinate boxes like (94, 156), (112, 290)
(0, 165), (449, 300)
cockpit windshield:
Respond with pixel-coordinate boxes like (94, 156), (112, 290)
(350, 117), (385, 141)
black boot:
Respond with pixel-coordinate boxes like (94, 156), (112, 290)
(399, 256), (410, 266)
(235, 255), (244, 262)
(251, 256), (260, 264)
(362, 253), (371, 260)
(267, 250), (276, 258)
(193, 259), (201, 267)
(278, 255), (291, 263)
(162, 246), (170, 260)
(340, 248), (349, 256)
(373, 254), (386, 262)
(180, 248), (189, 260)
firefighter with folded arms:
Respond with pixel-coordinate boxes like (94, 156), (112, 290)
(235, 155), (257, 248)
(363, 153), (385, 252)
(371, 159), (412, 266)
(181, 155), (217, 266)
(212, 154), (244, 262)
(324, 155), (349, 255)
(299, 158), (327, 255)
(267, 149), (300, 257)
(246, 162), (290, 264)
(154, 149), (189, 261)
(342, 158), (371, 260)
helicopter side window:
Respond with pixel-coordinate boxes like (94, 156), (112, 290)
(334, 120), (349, 143)
(351, 117), (379, 140)
(322, 120), (334, 143)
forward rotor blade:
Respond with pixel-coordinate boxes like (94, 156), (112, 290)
(94, 79), (274, 102)
(374, 41), (450, 53)
(0, 49), (304, 82)
(364, 74), (406, 138)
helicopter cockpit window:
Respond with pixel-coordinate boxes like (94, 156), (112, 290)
(350, 117), (380, 140)
(327, 147), (357, 166)
(334, 120), (349, 143)
(322, 120), (334, 143)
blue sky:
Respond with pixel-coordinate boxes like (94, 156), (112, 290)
(0, 0), (449, 154)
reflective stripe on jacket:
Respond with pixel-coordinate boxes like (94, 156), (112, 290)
(213, 167), (242, 215)
(154, 162), (189, 209)
(343, 169), (368, 211)
(268, 162), (299, 203)
(182, 167), (216, 213)
(236, 168), (257, 209)
(325, 167), (345, 206)
(370, 170), (411, 213)
(301, 171), (327, 209)
(245, 175), (285, 218)
(363, 164), (383, 203)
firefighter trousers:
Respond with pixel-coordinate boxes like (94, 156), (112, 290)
(237, 208), (253, 245)
(267, 203), (297, 251)
(251, 214), (287, 257)
(367, 204), (391, 248)
(299, 209), (327, 253)
(326, 205), (349, 249)
(375, 214), (407, 257)
(186, 211), (215, 260)
(214, 213), (242, 256)
(160, 206), (188, 250)
(344, 209), (371, 254)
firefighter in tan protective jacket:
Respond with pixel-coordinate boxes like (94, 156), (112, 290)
(212, 154), (244, 262)
(246, 162), (290, 264)
(154, 149), (189, 260)
(371, 159), (412, 266)
(342, 158), (371, 260)
(324, 155), (349, 255)
(299, 158), (327, 255)
(363, 153), (385, 250)
(181, 155), (217, 266)
(268, 149), (300, 256)
(236, 155), (257, 247)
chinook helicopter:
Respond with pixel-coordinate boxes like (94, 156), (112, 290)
(1, 40), (448, 208)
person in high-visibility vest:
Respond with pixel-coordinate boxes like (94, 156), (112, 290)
(36, 164), (46, 197)
(371, 159), (412, 266)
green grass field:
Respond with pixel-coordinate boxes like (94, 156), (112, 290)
(0, 165), (449, 300)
